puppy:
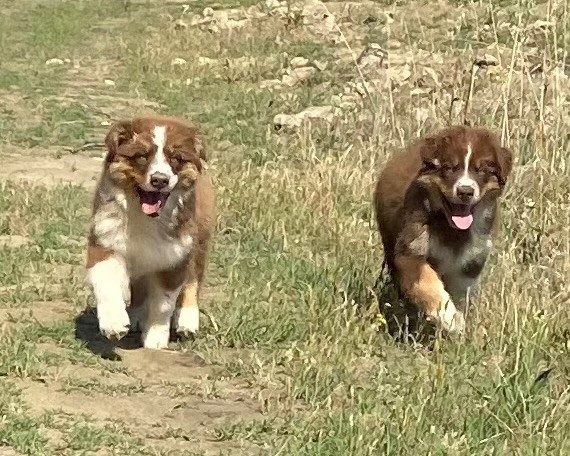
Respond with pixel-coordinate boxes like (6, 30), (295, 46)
(86, 117), (215, 349)
(373, 126), (512, 333)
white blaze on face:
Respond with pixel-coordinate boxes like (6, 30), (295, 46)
(453, 143), (480, 200)
(146, 125), (178, 191)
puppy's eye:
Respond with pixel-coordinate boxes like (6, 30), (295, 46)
(422, 160), (439, 173)
(477, 162), (496, 176)
(135, 156), (147, 166)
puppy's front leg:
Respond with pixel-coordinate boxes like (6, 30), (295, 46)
(86, 244), (130, 340)
(395, 255), (465, 333)
(142, 274), (183, 350)
(394, 210), (464, 334)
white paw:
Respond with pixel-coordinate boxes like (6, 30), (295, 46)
(175, 306), (199, 337)
(438, 299), (465, 334)
(97, 305), (130, 341)
(142, 325), (170, 350)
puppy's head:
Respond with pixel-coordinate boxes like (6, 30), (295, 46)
(104, 117), (206, 217)
(417, 126), (512, 230)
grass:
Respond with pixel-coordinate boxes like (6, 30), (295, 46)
(0, 0), (569, 454)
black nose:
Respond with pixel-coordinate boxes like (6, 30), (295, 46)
(150, 173), (169, 190)
(457, 185), (475, 198)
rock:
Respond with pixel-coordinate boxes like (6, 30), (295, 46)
(313, 60), (328, 71)
(281, 66), (316, 87)
(265, 0), (283, 8)
(171, 57), (187, 66)
(290, 56), (310, 68)
(356, 43), (386, 74)
(385, 64), (412, 83)
(301, 0), (340, 42)
(260, 79), (282, 89)
(45, 58), (64, 66)
(198, 56), (217, 66)
(203, 7), (214, 17)
(273, 106), (339, 131)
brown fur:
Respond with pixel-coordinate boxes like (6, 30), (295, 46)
(374, 126), (513, 331)
(86, 116), (215, 346)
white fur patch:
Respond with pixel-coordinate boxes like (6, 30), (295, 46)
(126, 194), (194, 278)
(438, 298), (465, 333)
(144, 125), (178, 191)
(142, 324), (171, 350)
(453, 143), (480, 199)
(142, 280), (182, 349)
(175, 306), (200, 335)
(88, 255), (130, 339)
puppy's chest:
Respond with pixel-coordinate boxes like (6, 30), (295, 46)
(428, 232), (493, 279)
(125, 210), (193, 277)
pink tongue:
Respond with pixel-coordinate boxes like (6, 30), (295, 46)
(452, 214), (473, 230)
(142, 201), (161, 215)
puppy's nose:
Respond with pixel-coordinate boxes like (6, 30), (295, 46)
(150, 173), (169, 190)
(457, 185), (475, 199)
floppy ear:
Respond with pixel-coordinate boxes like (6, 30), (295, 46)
(193, 132), (207, 163)
(496, 146), (513, 187)
(104, 120), (133, 163)
(419, 135), (447, 173)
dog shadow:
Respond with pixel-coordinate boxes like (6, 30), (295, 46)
(74, 307), (142, 361)
(75, 307), (193, 360)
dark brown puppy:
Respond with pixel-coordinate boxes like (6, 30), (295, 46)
(373, 126), (512, 333)
(86, 117), (215, 349)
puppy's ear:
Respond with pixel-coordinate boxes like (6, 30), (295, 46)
(193, 132), (206, 163)
(104, 120), (133, 163)
(496, 146), (513, 187)
(419, 134), (448, 173)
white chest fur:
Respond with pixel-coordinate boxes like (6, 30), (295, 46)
(125, 199), (193, 278)
(93, 189), (193, 279)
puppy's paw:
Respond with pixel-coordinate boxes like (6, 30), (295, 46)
(98, 305), (130, 341)
(426, 299), (465, 335)
(175, 306), (199, 338)
(142, 325), (170, 350)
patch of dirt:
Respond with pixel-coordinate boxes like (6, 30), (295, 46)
(0, 301), (73, 326)
(0, 235), (31, 249)
(0, 447), (23, 456)
(18, 352), (262, 454)
(0, 146), (101, 189)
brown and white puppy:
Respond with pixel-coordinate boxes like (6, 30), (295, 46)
(86, 116), (215, 349)
(373, 126), (512, 333)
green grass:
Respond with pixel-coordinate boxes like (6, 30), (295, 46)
(0, 0), (569, 454)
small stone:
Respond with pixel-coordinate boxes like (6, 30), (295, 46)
(273, 105), (339, 131)
(45, 58), (64, 65)
(290, 56), (310, 68)
(104, 79), (116, 86)
(198, 56), (217, 66)
(265, 0), (282, 8)
(171, 57), (187, 66)
(281, 66), (316, 87)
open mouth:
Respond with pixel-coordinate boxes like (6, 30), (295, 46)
(443, 200), (474, 230)
(136, 188), (169, 217)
